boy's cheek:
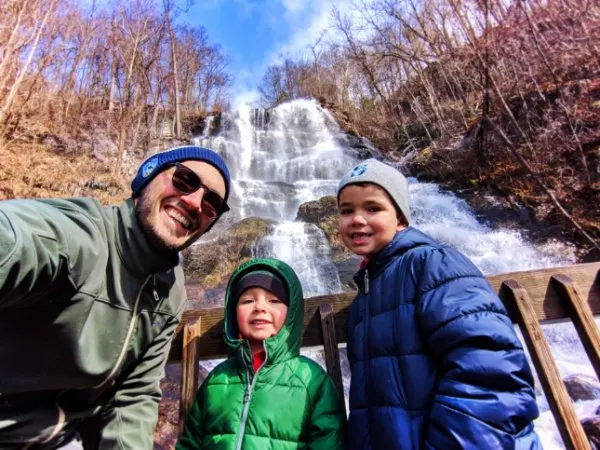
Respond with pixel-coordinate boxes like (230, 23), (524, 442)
(274, 310), (288, 333)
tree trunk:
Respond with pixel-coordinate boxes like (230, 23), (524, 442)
(0, 0), (57, 131)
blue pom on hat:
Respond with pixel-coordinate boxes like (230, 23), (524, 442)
(131, 145), (231, 200)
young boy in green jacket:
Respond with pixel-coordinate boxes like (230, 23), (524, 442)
(177, 257), (346, 449)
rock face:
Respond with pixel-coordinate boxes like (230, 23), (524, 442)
(182, 217), (274, 308)
(296, 195), (337, 223)
(296, 195), (352, 261)
(582, 416), (600, 449)
(564, 374), (600, 401)
(296, 195), (360, 291)
(155, 363), (211, 449)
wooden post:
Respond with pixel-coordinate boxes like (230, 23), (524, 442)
(179, 317), (202, 435)
(551, 274), (600, 380)
(501, 280), (590, 450)
(319, 303), (346, 417)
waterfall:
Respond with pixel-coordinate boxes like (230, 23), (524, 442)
(194, 98), (591, 449)
(195, 99), (356, 293)
(251, 221), (343, 297)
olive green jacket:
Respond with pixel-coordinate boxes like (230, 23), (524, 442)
(0, 198), (186, 449)
(177, 258), (346, 450)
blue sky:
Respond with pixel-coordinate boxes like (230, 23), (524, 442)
(178, 0), (356, 107)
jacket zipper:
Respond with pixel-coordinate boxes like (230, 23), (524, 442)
(235, 342), (268, 450)
(363, 267), (371, 432)
(94, 274), (152, 389)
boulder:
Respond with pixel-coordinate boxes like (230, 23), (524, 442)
(582, 416), (600, 449)
(183, 217), (274, 291)
(296, 195), (354, 262)
(154, 364), (181, 450)
(564, 374), (600, 401)
(296, 195), (337, 223)
(155, 363), (212, 449)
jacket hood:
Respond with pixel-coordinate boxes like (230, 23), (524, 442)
(354, 226), (437, 289)
(224, 258), (304, 368)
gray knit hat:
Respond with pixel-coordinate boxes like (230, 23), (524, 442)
(337, 158), (411, 224)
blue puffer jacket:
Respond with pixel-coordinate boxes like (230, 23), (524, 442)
(346, 227), (541, 449)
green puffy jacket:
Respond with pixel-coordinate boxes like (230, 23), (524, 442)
(0, 198), (186, 449)
(177, 258), (346, 450)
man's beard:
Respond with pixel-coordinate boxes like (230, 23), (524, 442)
(135, 189), (194, 253)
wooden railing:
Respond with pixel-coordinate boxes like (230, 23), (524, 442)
(168, 262), (600, 449)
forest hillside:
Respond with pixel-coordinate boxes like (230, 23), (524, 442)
(257, 0), (600, 260)
(0, 0), (598, 260)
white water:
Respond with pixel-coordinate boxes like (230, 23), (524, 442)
(251, 221), (343, 297)
(409, 182), (576, 274)
(193, 98), (595, 449)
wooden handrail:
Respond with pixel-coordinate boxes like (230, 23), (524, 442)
(178, 318), (202, 435)
(170, 261), (600, 447)
(319, 303), (346, 417)
(551, 274), (600, 380)
(502, 279), (591, 450)
(168, 262), (600, 362)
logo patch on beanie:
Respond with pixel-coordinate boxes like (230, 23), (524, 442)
(350, 163), (367, 177)
(141, 157), (158, 178)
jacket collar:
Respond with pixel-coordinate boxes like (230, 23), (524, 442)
(113, 198), (180, 277)
(353, 226), (436, 290)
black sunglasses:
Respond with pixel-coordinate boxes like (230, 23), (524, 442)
(170, 163), (229, 220)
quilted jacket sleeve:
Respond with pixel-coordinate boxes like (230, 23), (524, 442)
(416, 247), (540, 449)
(307, 370), (346, 450)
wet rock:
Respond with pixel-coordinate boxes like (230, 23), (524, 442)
(183, 217), (274, 288)
(296, 196), (337, 223)
(296, 196), (354, 262)
(155, 364), (182, 449)
(564, 374), (600, 401)
(582, 247), (600, 263)
(334, 257), (361, 291)
(155, 363), (212, 448)
(582, 416), (600, 449)
(185, 283), (228, 309)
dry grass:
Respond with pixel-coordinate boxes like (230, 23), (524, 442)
(0, 141), (129, 204)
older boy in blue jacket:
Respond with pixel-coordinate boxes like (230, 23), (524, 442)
(337, 159), (541, 449)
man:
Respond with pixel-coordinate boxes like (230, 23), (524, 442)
(0, 145), (231, 449)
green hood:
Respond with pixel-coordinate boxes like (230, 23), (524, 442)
(223, 258), (303, 369)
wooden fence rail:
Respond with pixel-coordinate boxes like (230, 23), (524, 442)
(169, 262), (600, 449)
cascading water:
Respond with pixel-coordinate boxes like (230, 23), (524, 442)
(194, 98), (594, 449)
(195, 99), (356, 294)
(251, 221), (342, 297)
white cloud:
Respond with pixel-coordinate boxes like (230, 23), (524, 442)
(279, 0), (305, 14)
(233, 0), (368, 105)
(265, 0), (362, 65)
(233, 89), (262, 108)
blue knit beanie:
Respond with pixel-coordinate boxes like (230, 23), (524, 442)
(131, 145), (231, 201)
